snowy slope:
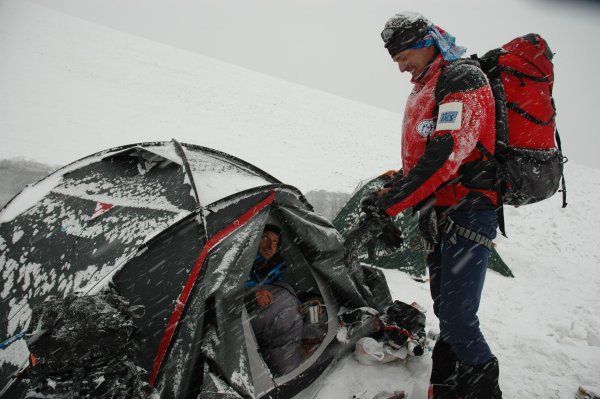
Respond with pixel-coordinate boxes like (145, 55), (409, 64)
(1, 1), (599, 399)
(0, 0), (403, 194)
(0, 159), (57, 208)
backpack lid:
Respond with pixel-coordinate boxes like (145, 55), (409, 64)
(502, 34), (554, 79)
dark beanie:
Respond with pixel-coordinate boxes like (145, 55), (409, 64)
(263, 223), (282, 236)
(382, 12), (432, 57)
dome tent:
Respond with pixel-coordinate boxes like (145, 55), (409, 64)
(0, 140), (391, 398)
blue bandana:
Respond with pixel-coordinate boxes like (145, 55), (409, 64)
(409, 26), (466, 62)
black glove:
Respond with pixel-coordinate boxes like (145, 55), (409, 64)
(360, 189), (379, 214)
(418, 207), (439, 245)
(344, 192), (403, 265)
(379, 221), (404, 249)
(343, 215), (377, 267)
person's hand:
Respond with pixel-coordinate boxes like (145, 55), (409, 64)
(360, 190), (379, 213)
(360, 188), (391, 216)
(360, 189), (391, 220)
(379, 221), (404, 249)
(376, 187), (391, 198)
(256, 289), (273, 308)
(380, 170), (399, 179)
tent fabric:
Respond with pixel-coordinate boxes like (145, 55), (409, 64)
(143, 187), (368, 398)
(0, 141), (387, 399)
(272, 201), (371, 310)
(0, 143), (202, 391)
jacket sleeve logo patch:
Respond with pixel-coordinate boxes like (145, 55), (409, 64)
(436, 102), (463, 131)
(417, 119), (435, 137)
(440, 111), (458, 123)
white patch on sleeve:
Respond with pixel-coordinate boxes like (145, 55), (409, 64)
(436, 102), (463, 131)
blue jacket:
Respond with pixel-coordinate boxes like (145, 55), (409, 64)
(246, 254), (286, 288)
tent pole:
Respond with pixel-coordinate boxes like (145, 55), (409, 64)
(172, 139), (208, 241)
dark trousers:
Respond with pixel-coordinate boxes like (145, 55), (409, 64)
(427, 210), (497, 366)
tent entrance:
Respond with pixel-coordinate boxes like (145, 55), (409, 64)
(242, 217), (340, 398)
(242, 265), (339, 398)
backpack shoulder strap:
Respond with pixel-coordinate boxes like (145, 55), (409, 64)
(434, 59), (486, 108)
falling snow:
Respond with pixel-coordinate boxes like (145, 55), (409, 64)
(0, 0), (598, 398)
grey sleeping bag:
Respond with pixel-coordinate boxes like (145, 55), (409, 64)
(250, 281), (304, 376)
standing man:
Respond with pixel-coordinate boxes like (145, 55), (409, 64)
(372, 12), (502, 398)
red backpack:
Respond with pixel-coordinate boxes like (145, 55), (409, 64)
(436, 34), (567, 234)
(477, 33), (567, 209)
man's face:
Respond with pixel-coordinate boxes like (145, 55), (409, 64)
(258, 231), (279, 260)
(392, 46), (437, 79)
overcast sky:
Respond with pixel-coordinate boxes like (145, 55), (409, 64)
(28, 0), (600, 169)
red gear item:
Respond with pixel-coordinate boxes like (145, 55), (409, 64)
(377, 55), (497, 217)
(500, 36), (556, 149)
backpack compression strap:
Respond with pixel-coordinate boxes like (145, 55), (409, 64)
(555, 130), (568, 208)
(505, 103), (556, 126)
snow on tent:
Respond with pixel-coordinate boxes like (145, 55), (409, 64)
(0, 141), (392, 398)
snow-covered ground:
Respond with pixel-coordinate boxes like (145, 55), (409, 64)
(1, 1), (599, 398)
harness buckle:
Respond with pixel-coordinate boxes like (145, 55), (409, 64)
(442, 217), (455, 234)
(448, 231), (458, 245)
(420, 236), (436, 252)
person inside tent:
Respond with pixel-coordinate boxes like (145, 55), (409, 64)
(246, 224), (304, 376)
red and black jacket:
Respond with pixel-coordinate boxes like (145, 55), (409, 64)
(377, 54), (497, 217)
